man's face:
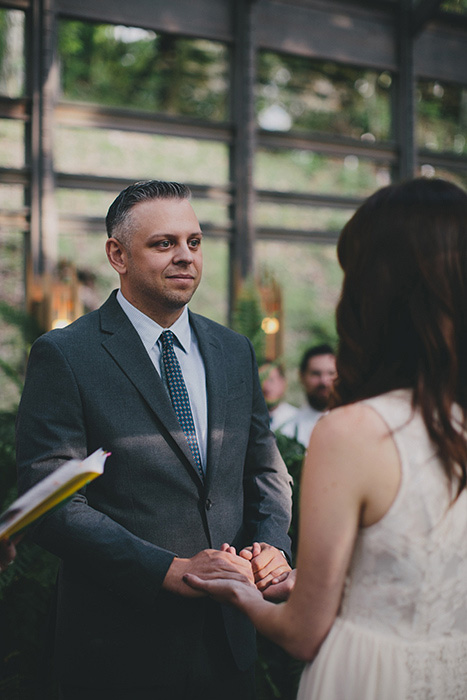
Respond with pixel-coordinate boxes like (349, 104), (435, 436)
(300, 353), (336, 411)
(109, 198), (203, 325)
(259, 364), (286, 411)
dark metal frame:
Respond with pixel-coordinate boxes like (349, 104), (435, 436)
(0, 0), (466, 316)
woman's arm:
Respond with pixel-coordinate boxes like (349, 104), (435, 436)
(185, 402), (401, 660)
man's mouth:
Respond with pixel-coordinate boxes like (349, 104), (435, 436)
(167, 274), (194, 280)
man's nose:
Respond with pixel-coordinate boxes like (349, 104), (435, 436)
(173, 243), (194, 263)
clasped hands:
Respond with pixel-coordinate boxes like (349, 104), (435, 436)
(164, 542), (295, 603)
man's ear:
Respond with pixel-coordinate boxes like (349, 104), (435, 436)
(106, 237), (127, 275)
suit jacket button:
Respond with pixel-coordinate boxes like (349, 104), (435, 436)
(205, 499), (213, 510)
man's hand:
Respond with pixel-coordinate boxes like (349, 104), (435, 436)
(163, 548), (255, 597)
(239, 542), (291, 592)
(262, 568), (297, 602)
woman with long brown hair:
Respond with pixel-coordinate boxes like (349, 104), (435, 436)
(185, 178), (467, 699)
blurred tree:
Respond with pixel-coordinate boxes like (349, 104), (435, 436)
(257, 51), (392, 141)
(58, 20), (229, 120)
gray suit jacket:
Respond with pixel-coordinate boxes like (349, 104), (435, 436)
(16, 291), (292, 689)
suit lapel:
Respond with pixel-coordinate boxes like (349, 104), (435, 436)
(99, 293), (203, 482)
(190, 312), (227, 487)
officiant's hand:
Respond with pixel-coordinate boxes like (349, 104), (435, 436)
(239, 542), (291, 592)
(163, 548), (255, 598)
(0, 538), (17, 573)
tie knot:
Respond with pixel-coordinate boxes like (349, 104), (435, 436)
(160, 330), (175, 349)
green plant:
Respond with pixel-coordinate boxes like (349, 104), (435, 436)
(0, 304), (59, 699)
(231, 277), (267, 364)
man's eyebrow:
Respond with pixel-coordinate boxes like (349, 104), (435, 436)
(147, 231), (203, 239)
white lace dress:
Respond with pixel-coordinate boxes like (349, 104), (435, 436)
(297, 389), (467, 700)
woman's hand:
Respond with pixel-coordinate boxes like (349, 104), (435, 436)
(262, 568), (297, 602)
(183, 570), (263, 610)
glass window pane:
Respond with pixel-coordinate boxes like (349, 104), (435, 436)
(0, 119), (24, 168)
(256, 202), (354, 234)
(416, 79), (467, 155)
(257, 51), (392, 141)
(255, 148), (391, 196)
(55, 127), (229, 185)
(256, 239), (341, 403)
(58, 20), (229, 120)
(0, 183), (24, 209)
(0, 9), (25, 98)
(191, 199), (229, 228)
(57, 189), (112, 218)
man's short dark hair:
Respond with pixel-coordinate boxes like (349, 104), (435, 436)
(106, 180), (191, 242)
(299, 344), (335, 375)
(260, 359), (286, 379)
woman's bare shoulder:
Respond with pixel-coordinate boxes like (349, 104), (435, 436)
(314, 401), (390, 445)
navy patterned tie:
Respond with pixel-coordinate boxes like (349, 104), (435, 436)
(160, 330), (204, 479)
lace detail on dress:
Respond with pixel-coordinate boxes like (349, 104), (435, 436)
(405, 636), (467, 700)
(339, 390), (467, 645)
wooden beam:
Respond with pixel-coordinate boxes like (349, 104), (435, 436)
(395, 1), (416, 180)
(414, 20), (467, 83)
(55, 0), (232, 42)
(228, 0), (257, 321)
(55, 102), (232, 142)
(258, 130), (397, 163)
(411, 0), (443, 36)
(257, 189), (363, 209)
(25, 0), (42, 275)
(257, 226), (340, 244)
(255, 0), (397, 70)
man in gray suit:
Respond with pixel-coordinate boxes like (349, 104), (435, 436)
(16, 181), (293, 700)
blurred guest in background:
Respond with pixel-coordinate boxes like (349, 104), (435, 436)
(285, 344), (336, 446)
(259, 361), (298, 433)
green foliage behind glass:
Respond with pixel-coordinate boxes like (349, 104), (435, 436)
(416, 79), (467, 155)
(257, 51), (392, 141)
(58, 20), (229, 120)
(231, 278), (267, 365)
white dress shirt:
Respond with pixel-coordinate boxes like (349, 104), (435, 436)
(280, 402), (325, 448)
(117, 290), (208, 470)
(269, 402), (298, 433)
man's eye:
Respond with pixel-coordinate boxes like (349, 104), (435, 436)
(190, 239), (201, 248)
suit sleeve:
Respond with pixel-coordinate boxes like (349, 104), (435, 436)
(242, 338), (293, 560)
(15, 334), (176, 607)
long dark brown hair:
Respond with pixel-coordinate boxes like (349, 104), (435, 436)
(333, 177), (467, 494)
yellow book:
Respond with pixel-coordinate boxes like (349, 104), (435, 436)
(0, 448), (109, 540)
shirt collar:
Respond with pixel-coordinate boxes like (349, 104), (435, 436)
(116, 289), (191, 354)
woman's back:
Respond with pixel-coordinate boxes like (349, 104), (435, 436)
(298, 388), (467, 699)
